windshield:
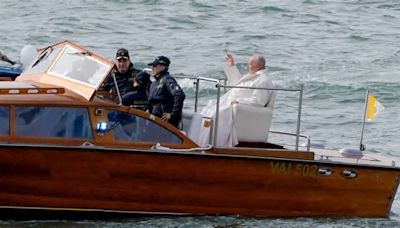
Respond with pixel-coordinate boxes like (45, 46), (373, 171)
(23, 46), (62, 75)
(48, 45), (110, 88)
(17, 41), (114, 100)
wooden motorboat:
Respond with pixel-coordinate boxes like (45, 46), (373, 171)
(0, 40), (399, 218)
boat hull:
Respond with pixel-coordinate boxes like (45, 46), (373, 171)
(0, 145), (398, 218)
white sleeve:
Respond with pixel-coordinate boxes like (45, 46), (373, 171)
(224, 65), (242, 86)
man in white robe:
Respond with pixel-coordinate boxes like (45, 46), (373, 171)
(200, 54), (273, 147)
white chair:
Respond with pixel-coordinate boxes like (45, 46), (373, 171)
(232, 91), (276, 143)
(182, 110), (209, 145)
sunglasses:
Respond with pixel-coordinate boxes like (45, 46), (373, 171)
(117, 58), (129, 62)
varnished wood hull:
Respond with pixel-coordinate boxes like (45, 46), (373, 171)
(0, 145), (399, 218)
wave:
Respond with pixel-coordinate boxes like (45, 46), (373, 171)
(167, 16), (199, 25)
(136, 0), (162, 5)
(190, 1), (213, 9)
(242, 35), (267, 40)
(261, 6), (291, 13)
(348, 35), (370, 41)
(377, 4), (400, 9)
(268, 66), (291, 72)
(286, 81), (400, 103)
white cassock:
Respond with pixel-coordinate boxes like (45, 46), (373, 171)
(200, 65), (273, 147)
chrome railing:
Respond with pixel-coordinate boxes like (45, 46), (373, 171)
(193, 77), (225, 112)
(188, 76), (306, 151)
(269, 130), (311, 152)
(174, 75), (228, 112)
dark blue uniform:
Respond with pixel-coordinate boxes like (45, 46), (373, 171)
(101, 64), (150, 107)
(148, 69), (185, 128)
(121, 71), (151, 109)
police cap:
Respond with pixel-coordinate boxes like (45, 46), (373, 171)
(116, 48), (130, 60)
(147, 56), (170, 67)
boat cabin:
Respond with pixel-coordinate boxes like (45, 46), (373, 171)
(0, 40), (197, 149)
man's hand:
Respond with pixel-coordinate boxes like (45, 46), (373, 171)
(225, 53), (235, 67)
(162, 112), (171, 121)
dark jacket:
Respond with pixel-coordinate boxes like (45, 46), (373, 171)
(148, 69), (185, 127)
(121, 71), (151, 108)
(101, 64), (147, 96)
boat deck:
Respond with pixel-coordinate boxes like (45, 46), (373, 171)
(313, 147), (400, 169)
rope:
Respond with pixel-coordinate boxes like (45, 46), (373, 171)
(150, 143), (212, 152)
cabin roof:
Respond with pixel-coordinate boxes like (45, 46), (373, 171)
(0, 41), (199, 149)
(0, 81), (36, 89)
(0, 80), (114, 106)
(15, 40), (114, 101)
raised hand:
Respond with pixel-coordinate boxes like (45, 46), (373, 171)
(225, 53), (235, 67)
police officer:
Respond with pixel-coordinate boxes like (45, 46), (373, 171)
(147, 56), (185, 128)
(101, 49), (150, 105)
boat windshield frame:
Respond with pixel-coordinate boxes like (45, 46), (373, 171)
(17, 40), (115, 101)
(47, 44), (111, 89)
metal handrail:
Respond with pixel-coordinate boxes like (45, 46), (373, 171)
(111, 72), (122, 105)
(269, 130), (311, 152)
(193, 77), (226, 112)
(296, 84), (304, 151)
(174, 75), (205, 80)
(221, 85), (299, 92)
(193, 77), (223, 145)
(174, 75), (226, 81)
(178, 75), (305, 151)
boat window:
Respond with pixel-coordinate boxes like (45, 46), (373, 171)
(23, 46), (62, 75)
(0, 106), (9, 135)
(15, 106), (92, 139)
(48, 45), (110, 88)
(107, 111), (182, 144)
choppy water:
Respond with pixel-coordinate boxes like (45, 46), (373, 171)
(1, 0), (400, 227)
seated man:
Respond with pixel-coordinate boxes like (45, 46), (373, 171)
(200, 54), (273, 147)
(101, 48), (150, 106)
(147, 56), (185, 128)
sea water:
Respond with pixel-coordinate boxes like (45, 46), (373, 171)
(1, 0), (400, 227)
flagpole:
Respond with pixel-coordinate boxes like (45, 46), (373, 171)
(359, 90), (369, 151)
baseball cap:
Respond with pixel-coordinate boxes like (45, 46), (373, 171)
(147, 56), (170, 67)
(116, 48), (130, 60)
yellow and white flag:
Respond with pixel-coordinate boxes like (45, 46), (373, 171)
(366, 94), (384, 121)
